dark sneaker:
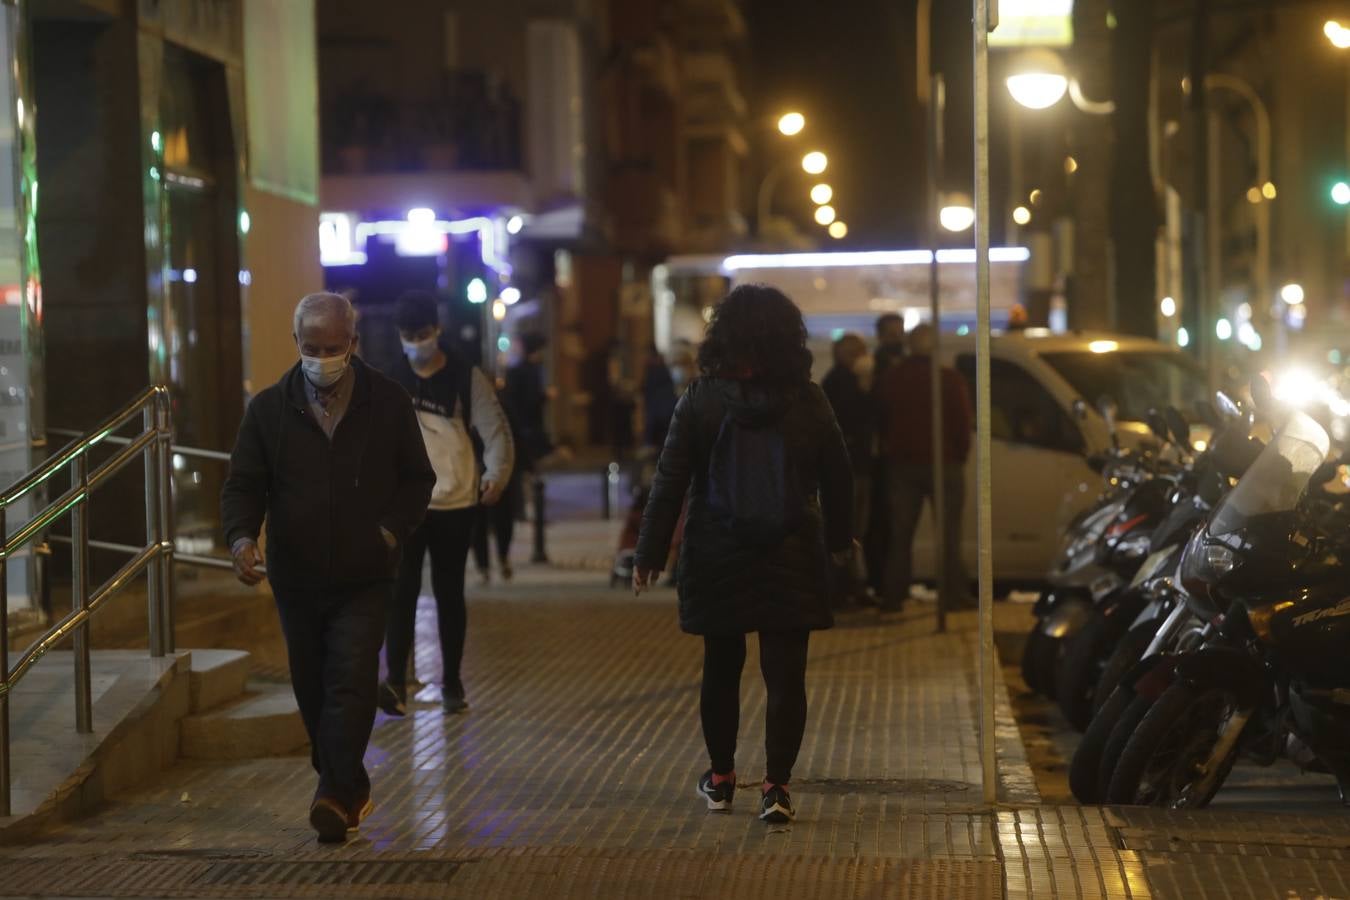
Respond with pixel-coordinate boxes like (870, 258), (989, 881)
(309, 797), (349, 843)
(759, 785), (794, 824)
(697, 769), (735, 812)
(347, 793), (374, 832)
(442, 689), (469, 714)
(501, 561), (514, 582)
(377, 681), (407, 717)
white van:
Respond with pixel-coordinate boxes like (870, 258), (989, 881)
(815, 330), (1209, 584)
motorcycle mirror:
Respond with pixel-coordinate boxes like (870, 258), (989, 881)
(1250, 374), (1273, 412)
(1164, 407), (1191, 449)
(1145, 408), (1170, 442)
(1214, 390), (1242, 421)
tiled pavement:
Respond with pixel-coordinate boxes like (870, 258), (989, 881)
(3, 561), (1350, 897)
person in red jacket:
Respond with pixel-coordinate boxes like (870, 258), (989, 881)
(876, 324), (973, 612)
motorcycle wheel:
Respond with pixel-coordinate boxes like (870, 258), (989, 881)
(1092, 622), (1158, 713)
(1105, 682), (1242, 808)
(1056, 611), (1113, 732)
(1020, 626), (1061, 699)
(1069, 684), (1134, 804)
(1097, 692), (1155, 800)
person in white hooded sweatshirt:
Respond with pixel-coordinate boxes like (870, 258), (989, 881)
(379, 290), (514, 715)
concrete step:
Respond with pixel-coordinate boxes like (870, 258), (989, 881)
(187, 649), (251, 714)
(179, 682), (308, 761)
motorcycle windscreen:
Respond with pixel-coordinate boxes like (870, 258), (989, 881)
(1208, 411), (1330, 538)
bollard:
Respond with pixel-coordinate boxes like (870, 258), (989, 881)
(531, 475), (549, 564)
(601, 466), (612, 520)
(607, 462), (621, 520)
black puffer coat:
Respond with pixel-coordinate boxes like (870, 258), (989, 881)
(634, 377), (853, 636)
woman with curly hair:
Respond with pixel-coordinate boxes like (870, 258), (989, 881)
(633, 284), (854, 824)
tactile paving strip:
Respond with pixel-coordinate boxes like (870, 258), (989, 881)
(0, 850), (1000, 899)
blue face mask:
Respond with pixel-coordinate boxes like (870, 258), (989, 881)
(301, 351), (350, 388)
(401, 336), (439, 367)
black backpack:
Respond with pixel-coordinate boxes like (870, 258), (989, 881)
(706, 408), (805, 547)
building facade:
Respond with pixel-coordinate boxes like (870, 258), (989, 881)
(1, 0), (322, 626)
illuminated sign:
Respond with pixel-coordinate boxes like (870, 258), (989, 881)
(990, 0), (1074, 48)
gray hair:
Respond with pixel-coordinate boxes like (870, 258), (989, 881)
(293, 292), (357, 337)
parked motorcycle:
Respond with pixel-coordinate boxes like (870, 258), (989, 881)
(1067, 400), (1265, 803)
(1021, 399), (1179, 699)
(1103, 407), (1350, 808)
(1055, 404), (1261, 730)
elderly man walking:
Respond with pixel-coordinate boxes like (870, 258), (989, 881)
(221, 292), (435, 843)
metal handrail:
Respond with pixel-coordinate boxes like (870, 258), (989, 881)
(0, 386), (176, 817)
(47, 429), (231, 464)
(47, 430), (242, 571)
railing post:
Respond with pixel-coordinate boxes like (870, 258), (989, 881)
(72, 456), (92, 734)
(143, 403), (163, 659)
(0, 502), (10, 817)
(156, 392), (175, 654)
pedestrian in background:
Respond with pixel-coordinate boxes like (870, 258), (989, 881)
(504, 333), (554, 474)
(379, 291), (515, 718)
(633, 284), (853, 825)
(821, 332), (875, 607)
(865, 313), (906, 596)
(473, 380), (522, 584)
(641, 343), (678, 450)
(222, 292), (435, 843)
(876, 323), (973, 612)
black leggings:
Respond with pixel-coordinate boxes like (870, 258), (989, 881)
(385, 507), (476, 692)
(701, 630), (810, 786)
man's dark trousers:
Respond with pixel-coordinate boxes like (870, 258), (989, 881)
(273, 582), (389, 810)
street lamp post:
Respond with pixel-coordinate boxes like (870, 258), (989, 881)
(756, 151), (828, 237)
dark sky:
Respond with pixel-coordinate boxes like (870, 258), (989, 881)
(744, 1), (978, 248)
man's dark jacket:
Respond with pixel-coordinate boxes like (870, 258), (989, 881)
(221, 357), (436, 590)
(821, 363), (873, 474)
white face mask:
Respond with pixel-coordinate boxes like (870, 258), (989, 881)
(301, 351), (350, 388)
(401, 336), (439, 367)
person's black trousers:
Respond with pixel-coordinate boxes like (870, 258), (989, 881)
(273, 582), (388, 811)
(386, 507), (477, 696)
(884, 461), (969, 607)
(701, 631), (811, 786)
(472, 476), (520, 573)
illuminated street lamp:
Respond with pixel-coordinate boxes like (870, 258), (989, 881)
(777, 111), (806, 136)
(1006, 72), (1068, 110)
(828, 221), (848, 239)
(1012, 206), (1031, 226)
(939, 193), (975, 232)
(1327, 20), (1350, 49)
(810, 183), (833, 205)
(814, 205), (837, 226)
(802, 151), (828, 175)
(1281, 283), (1305, 305)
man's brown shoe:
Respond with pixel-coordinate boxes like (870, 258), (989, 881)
(348, 794), (374, 832)
(309, 797), (349, 843)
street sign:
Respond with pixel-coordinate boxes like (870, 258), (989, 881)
(990, 0), (1074, 48)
